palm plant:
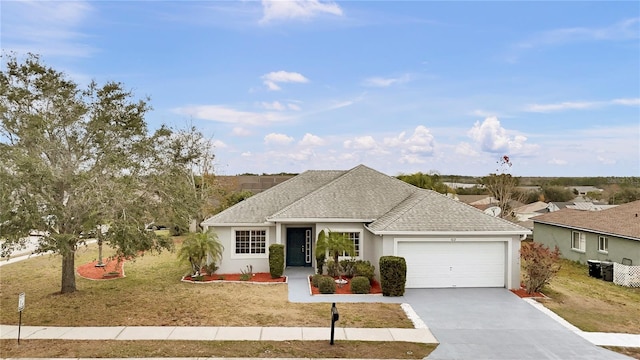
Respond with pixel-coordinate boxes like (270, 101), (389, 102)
(315, 230), (355, 276)
(177, 230), (224, 276)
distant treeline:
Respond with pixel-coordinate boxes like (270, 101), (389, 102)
(440, 175), (640, 187)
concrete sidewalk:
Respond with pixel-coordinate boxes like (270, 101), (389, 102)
(0, 325), (438, 344)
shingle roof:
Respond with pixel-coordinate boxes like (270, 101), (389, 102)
(201, 169), (345, 224)
(268, 164), (416, 220)
(201, 164), (531, 235)
(532, 200), (640, 240)
(368, 190), (530, 233)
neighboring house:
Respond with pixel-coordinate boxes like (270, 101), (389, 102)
(202, 165), (531, 289)
(532, 200), (640, 265)
(546, 201), (615, 212)
(568, 186), (604, 196)
(513, 201), (548, 222)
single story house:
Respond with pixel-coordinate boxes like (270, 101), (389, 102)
(532, 200), (640, 265)
(201, 165), (531, 289)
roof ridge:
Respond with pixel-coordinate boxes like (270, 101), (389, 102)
(267, 168), (353, 219)
(372, 190), (426, 231)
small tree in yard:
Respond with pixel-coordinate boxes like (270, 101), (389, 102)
(177, 230), (224, 276)
(521, 242), (561, 294)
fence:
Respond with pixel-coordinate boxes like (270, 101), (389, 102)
(613, 262), (640, 288)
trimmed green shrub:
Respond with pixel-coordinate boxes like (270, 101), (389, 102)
(318, 276), (336, 294)
(379, 256), (407, 296)
(340, 259), (357, 277)
(326, 259), (340, 277)
(350, 276), (371, 294)
(354, 260), (375, 283)
(316, 252), (326, 274)
(311, 274), (324, 288)
(269, 244), (285, 278)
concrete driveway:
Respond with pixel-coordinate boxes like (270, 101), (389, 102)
(403, 288), (631, 360)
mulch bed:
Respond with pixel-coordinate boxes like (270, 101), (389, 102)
(182, 272), (286, 283)
(510, 287), (547, 298)
(77, 259), (125, 280)
(309, 276), (382, 295)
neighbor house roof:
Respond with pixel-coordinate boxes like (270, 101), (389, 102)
(532, 200), (640, 240)
(202, 164), (531, 235)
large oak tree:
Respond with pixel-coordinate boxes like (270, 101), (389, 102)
(0, 54), (209, 293)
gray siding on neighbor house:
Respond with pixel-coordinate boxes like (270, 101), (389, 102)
(534, 223), (640, 265)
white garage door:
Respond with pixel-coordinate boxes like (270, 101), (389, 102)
(397, 241), (505, 288)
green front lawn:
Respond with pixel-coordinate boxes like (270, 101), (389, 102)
(539, 259), (640, 334)
(0, 240), (412, 329)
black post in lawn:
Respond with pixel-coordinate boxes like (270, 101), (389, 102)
(330, 302), (339, 345)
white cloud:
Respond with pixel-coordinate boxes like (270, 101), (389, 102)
(2, 0), (97, 58)
(548, 158), (567, 165)
(385, 126), (435, 156)
(288, 103), (302, 111)
(455, 142), (479, 157)
(363, 74), (410, 88)
(299, 133), (325, 146)
(468, 117), (536, 155)
(518, 17), (639, 49)
(260, 0), (343, 24)
(232, 127), (252, 136)
(264, 133), (294, 146)
(612, 98), (640, 106)
(173, 105), (288, 126)
(525, 98), (640, 112)
(260, 101), (286, 111)
(597, 156), (616, 165)
(262, 71), (309, 91)
(344, 136), (377, 150)
(241, 151), (252, 157)
(212, 140), (228, 149)
(471, 109), (499, 118)
(525, 101), (599, 112)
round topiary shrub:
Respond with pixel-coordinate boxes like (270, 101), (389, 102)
(350, 276), (371, 294)
(311, 273), (324, 288)
(318, 276), (336, 294)
(354, 260), (375, 284)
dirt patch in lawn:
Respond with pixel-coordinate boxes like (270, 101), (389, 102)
(310, 276), (382, 295)
(183, 272), (286, 283)
(77, 259), (125, 280)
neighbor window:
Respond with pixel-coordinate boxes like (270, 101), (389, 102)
(571, 231), (586, 252)
(339, 232), (360, 257)
(598, 236), (608, 253)
(235, 229), (266, 254)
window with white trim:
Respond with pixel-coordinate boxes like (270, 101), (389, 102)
(235, 229), (266, 254)
(571, 231), (586, 252)
(598, 236), (608, 253)
(339, 232), (360, 257)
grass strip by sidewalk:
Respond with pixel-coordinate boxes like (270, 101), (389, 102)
(0, 339), (436, 359)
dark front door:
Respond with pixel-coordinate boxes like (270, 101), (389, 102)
(286, 228), (311, 267)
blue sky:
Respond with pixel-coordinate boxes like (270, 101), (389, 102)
(2, 1), (639, 177)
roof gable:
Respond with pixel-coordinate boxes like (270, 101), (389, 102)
(267, 165), (417, 220)
(201, 169), (345, 225)
(368, 190), (530, 233)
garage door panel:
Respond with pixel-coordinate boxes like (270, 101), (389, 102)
(397, 241), (505, 288)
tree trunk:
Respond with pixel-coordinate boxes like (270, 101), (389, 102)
(61, 251), (76, 294)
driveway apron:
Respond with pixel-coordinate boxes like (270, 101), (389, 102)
(403, 288), (631, 360)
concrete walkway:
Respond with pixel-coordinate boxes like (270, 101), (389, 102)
(0, 325), (436, 343)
